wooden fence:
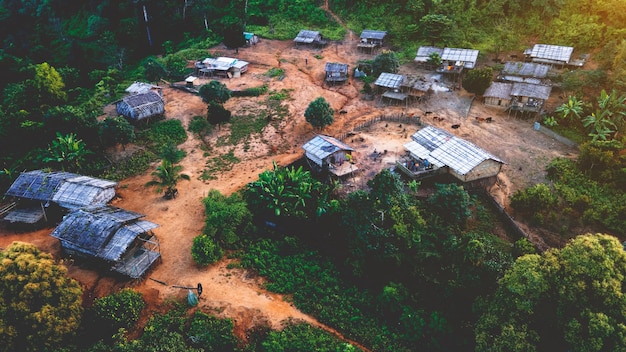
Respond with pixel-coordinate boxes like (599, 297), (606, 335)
(333, 113), (422, 141)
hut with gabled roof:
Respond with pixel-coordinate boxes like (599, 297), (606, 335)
(2, 170), (117, 226)
(125, 81), (162, 95)
(414, 46), (444, 68)
(497, 62), (550, 85)
(116, 91), (165, 122)
(375, 73), (408, 106)
(398, 126), (504, 188)
(302, 135), (357, 177)
(50, 205), (160, 279)
(325, 62), (349, 84)
(508, 82), (552, 114)
(294, 30), (327, 47)
(484, 82), (513, 108)
(358, 30), (387, 53)
(524, 44), (573, 67)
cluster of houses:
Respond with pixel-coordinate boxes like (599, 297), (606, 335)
(2, 170), (160, 279)
(302, 125), (504, 189)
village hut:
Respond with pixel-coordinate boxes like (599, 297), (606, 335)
(358, 30), (387, 53)
(302, 135), (358, 177)
(325, 62), (349, 84)
(508, 82), (552, 115)
(397, 126), (504, 188)
(497, 62), (550, 84)
(185, 75), (198, 88)
(200, 57), (249, 78)
(439, 47), (479, 71)
(374, 72), (408, 106)
(524, 44), (574, 68)
(2, 170), (117, 225)
(116, 91), (165, 122)
(244, 32), (259, 46)
(484, 82), (513, 108)
(294, 30), (327, 48)
(414, 46), (444, 68)
(402, 76), (433, 103)
(125, 81), (162, 95)
(50, 205), (161, 279)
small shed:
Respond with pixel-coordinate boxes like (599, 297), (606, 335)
(50, 205), (160, 279)
(116, 91), (165, 122)
(414, 46), (444, 67)
(125, 82), (162, 95)
(200, 57), (249, 78)
(484, 82), (513, 108)
(399, 126), (504, 187)
(325, 62), (349, 84)
(402, 76), (433, 103)
(185, 76), (198, 88)
(509, 82), (552, 114)
(302, 135), (358, 177)
(358, 30), (387, 53)
(375, 73), (408, 105)
(294, 30), (327, 47)
(524, 44), (573, 67)
(3, 170), (117, 225)
(244, 32), (259, 46)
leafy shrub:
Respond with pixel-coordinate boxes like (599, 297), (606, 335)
(262, 321), (354, 351)
(231, 85), (268, 97)
(191, 235), (224, 266)
(147, 119), (187, 146)
(265, 68), (284, 78)
(93, 289), (145, 330)
(159, 142), (187, 163)
(427, 183), (472, 228)
(202, 190), (253, 248)
(187, 311), (237, 351)
(99, 149), (157, 181)
(510, 183), (557, 213)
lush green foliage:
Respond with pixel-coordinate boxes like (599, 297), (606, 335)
(206, 101), (232, 129)
(476, 234), (626, 351)
(304, 97), (334, 130)
(428, 183), (472, 228)
(202, 190), (254, 248)
(93, 289), (145, 330)
(191, 235), (225, 266)
(199, 80), (232, 104)
(145, 159), (191, 198)
(462, 67), (494, 96)
(188, 311), (238, 351)
(0, 242), (83, 352)
(146, 119), (188, 146)
(98, 149), (156, 181)
(262, 321), (355, 351)
(43, 132), (93, 172)
(159, 142), (187, 164)
(99, 116), (136, 148)
(371, 51), (400, 77)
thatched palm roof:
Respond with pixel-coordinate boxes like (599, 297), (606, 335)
(5, 170), (77, 202)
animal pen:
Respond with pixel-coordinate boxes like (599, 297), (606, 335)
(50, 205), (161, 279)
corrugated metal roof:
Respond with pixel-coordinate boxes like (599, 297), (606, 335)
(484, 82), (513, 99)
(294, 30), (320, 43)
(415, 46), (443, 62)
(202, 57), (248, 71)
(5, 170), (78, 201)
(530, 44), (573, 63)
(405, 126), (503, 175)
(122, 91), (163, 108)
(360, 30), (387, 40)
(500, 76), (542, 85)
(441, 48), (479, 68)
(502, 62), (549, 78)
(375, 72), (406, 89)
(302, 135), (353, 164)
(325, 62), (349, 73)
(510, 82), (552, 100)
(51, 205), (157, 262)
(125, 82), (161, 94)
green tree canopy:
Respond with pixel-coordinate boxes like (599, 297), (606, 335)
(476, 234), (626, 352)
(419, 14), (453, 46)
(0, 242), (83, 352)
(206, 101), (232, 129)
(199, 80), (232, 104)
(462, 67), (493, 95)
(371, 50), (400, 77)
(304, 97), (334, 131)
(202, 189), (253, 247)
(99, 116), (136, 148)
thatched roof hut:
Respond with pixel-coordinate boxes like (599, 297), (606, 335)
(358, 30), (387, 53)
(484, 82), (513, 108)
(116, 91), (165, 122)
(3, 170), (117, 225)
(51, 205), (160, 279)
(294, 30), (327, 47)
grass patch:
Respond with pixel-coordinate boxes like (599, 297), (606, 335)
(226, 113), (269, 146)
(268, 89), (293, 101)
(265, 68), (285, 78)
(99, 149), (157, 181)
(201, 150), (241, 180)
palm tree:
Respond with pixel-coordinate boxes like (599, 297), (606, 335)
(145, 160), (190, 199)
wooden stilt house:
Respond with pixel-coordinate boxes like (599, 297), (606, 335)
(302, 135), (358, 177)
(51, 205), (161, 279)
(325, 62), (349, 85)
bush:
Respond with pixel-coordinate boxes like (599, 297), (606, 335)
(510, 183), (557, 213)
(147, 119), (187, 146)
(188, 311), (237, 351)
(191, 235), (224, 266)
(93, 289), (145, 330)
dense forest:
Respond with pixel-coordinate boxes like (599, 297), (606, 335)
(2, 0), (626, 351)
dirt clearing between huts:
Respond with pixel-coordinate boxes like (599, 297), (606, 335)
(0, 33), (577, 347)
